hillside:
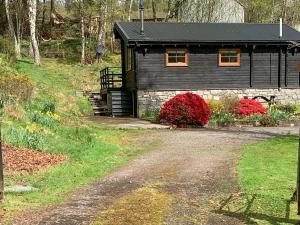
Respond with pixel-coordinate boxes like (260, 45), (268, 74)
(0, 57), (143, 224)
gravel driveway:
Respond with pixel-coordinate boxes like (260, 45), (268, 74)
(14, 127), (298, 225)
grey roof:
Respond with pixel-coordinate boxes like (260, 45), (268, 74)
(114, 22), (300, 43)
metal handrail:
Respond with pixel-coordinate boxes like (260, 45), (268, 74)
(100, 67), (122, 90)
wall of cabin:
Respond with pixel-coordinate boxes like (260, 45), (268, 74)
(132, 46), (300, 117)
(135, 46), (300, 90)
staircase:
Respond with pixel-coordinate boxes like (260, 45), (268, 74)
(88, 92), (111, 116)
(88, 90), (133, 116)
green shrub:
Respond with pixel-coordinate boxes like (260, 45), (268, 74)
(258, 114), (278, 127)
(41, 102), (56, 113)
(271, 104), (297, 115)
(220, 94), (239, 114)
(0, 74), (34, 103)
(4, 126), (44, 150)
(30, 111), (57, 128)
(207, 99), (224, 116)
(142, 107), (160, 122)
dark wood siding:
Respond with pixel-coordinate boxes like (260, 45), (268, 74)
(132, 46), (299, 91)
(252, 49), (279, 88)
(137, 47), (251, 90)
(287, 52), (300, 87)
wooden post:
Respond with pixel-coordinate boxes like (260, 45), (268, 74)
(249, 48), (253, 88)
(0, 126), (4, 201)
(278, 47), (282, 89)
(297, 130), (300, 215)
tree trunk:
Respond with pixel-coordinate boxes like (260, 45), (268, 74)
(42, 0), (46, 27)
(28, 0), (41, 66)
(5, 0), (21, 59)
(98, 0), (107, 47)
(152, 0), (157, 21)
(127, 0), (133, 21)
(50, 0), (56, 25)
(81, 15), (85, 64)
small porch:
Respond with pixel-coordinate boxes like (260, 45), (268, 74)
(89, 67), (134, 117)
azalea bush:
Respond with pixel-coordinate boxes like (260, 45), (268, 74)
(234, 99), (268, 117)
(159, 93), (211, 127)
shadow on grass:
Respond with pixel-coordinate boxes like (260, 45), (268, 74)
(213, 194), (300, 225)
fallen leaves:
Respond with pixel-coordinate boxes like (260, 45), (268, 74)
(3, 145), (68, 173)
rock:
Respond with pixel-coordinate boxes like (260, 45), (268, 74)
(4, 185), (38, 193)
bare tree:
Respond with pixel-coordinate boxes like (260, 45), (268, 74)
(5, 0), (21, 59)
(80, 15), (85, 64)
(28, 0), (41, 66)
(127, 0), (133, 21)
(152, 0), (157, 21)
(50, 0), (64, 26)
(98, 0), (107, 47)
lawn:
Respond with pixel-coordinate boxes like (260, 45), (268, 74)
(0, 57), (152, 224)
(218, 136), (300, 224)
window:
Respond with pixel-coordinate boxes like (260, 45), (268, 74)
(219, 49), (240, 67)
(166, 49), (188, 67)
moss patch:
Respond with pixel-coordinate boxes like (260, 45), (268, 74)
(92, 184), (173, 225)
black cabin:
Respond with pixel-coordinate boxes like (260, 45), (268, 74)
(97, 22), (300, 117)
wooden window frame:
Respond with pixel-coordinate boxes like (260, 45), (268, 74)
(166, 48), (188, 67)
(218, 48), (241, 67)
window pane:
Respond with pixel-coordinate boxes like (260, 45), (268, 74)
(229, 57), (238, 62)
(177, 56), (186, 63)
(221, 57), (230, 63)
(168, 56), (177, 63)
(177, 52), (186, 57)
(168, 52), (177, 57)
(221, 50), (238, 57)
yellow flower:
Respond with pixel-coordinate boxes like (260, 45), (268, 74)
(26, 123), (40, 133)
(3, 120), (13, 125)
(46, 111), (61, 122)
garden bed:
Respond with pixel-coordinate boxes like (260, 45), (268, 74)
(207, 119), (300, 128)
(3, 145), (68, 173)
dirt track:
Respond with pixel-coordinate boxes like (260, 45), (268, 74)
(14, 127), (298, 225)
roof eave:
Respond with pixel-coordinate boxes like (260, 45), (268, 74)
(126, 39), (298, 46)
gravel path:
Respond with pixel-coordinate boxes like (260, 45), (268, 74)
(14, 127), (298, 225)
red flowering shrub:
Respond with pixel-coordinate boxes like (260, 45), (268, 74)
(159, 93), (211, 126)
(234, 99), (268, 116)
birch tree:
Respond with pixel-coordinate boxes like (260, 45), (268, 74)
(5, 0), (21, 59)
(98, 0), (107, 47)
(127, 0), (133, 21)
(28, 0), (41, 66)
(80, 15), (85, 64)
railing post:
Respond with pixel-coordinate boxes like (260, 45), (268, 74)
(112, 73), (114, 89)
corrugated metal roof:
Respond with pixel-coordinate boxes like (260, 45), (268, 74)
(114, 22), (300, 43)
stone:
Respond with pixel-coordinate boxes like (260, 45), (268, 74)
(5, 185), (38, 193)
(137, 89), (300, 117)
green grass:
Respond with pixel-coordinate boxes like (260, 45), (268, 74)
(0, 57), (152, 224)
(219, 136), (300, 224)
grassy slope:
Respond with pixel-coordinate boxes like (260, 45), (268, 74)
(227, 136), (299, 224)
(1, 57), (149, 224)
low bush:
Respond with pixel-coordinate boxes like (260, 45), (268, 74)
(258, 114), (278, 127)
(0, 74), (34, 103)
(207, 99), (224, 116)
(159, 93), (211, 127)
(234, 99), (268, 117)
(142, 107), (160, 122)
(220, 94), (239, 114)
(271, 104), (297, 115)
(30, 111), (60, 128)
(42, 102), (56, 113)
(4, 125), (44, 150)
